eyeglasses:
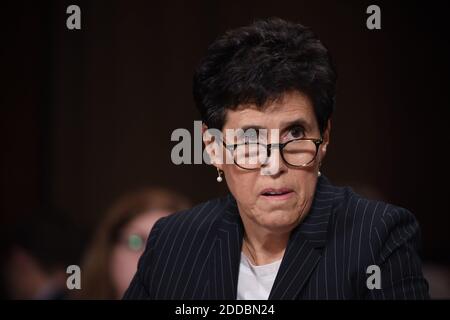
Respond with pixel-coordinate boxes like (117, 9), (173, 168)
(223, 137), (323, 170)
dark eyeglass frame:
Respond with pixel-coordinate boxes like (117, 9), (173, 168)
(222, 137), (323, 170)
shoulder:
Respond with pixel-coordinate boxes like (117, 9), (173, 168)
(328, 183), (421, 261)
(149, 194), (233, 246)
(333, 185), (419, 235)
(129, 194), (234, 296)
(319, 180), (428, 299)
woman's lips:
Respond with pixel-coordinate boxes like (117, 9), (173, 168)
(260, 188), (294, 200)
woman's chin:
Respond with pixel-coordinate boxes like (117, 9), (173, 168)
(255, 212), (300, 232)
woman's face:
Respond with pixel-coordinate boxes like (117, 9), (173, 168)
(208, 91), (330, 234)
(110, 210), (168, 298)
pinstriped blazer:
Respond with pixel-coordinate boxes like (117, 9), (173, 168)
(123, 176), (429, 300)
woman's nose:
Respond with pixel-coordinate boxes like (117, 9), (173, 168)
(260, 148), (286, 176)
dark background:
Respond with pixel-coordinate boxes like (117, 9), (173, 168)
(1, 0), (449, 277)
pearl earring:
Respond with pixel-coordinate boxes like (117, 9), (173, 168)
(318, 161), (322, 177)
(216, 169), (223, 182)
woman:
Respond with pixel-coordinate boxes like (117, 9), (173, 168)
(74, 188), (189, 299)
(124, 18), (429, 299)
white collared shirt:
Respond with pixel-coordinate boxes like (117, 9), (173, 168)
(237, 252), (282, 300)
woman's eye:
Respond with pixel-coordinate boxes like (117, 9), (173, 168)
(242, 130), (261, 144)
(244, 134), (257, 143)
(285, 126), (304, 140)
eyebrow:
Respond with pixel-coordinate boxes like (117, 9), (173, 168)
(239, 118), (310, 132)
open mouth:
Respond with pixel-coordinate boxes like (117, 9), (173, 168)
(260, 188), (294, 200)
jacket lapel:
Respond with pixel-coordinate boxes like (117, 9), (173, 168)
(210, 195), (243, 299)
(269, 176), (335, 299)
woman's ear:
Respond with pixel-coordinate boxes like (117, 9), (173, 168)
(202, 123), (224, 170)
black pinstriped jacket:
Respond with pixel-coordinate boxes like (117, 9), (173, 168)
(123, 176), (429, 299)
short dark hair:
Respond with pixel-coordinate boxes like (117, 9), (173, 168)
(193, 17), (337, 134)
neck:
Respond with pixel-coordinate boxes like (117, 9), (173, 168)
(240, 218), (290, 266)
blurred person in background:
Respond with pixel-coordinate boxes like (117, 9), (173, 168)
(74, 187), (190, 299)
(1, 211), (87, 299)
